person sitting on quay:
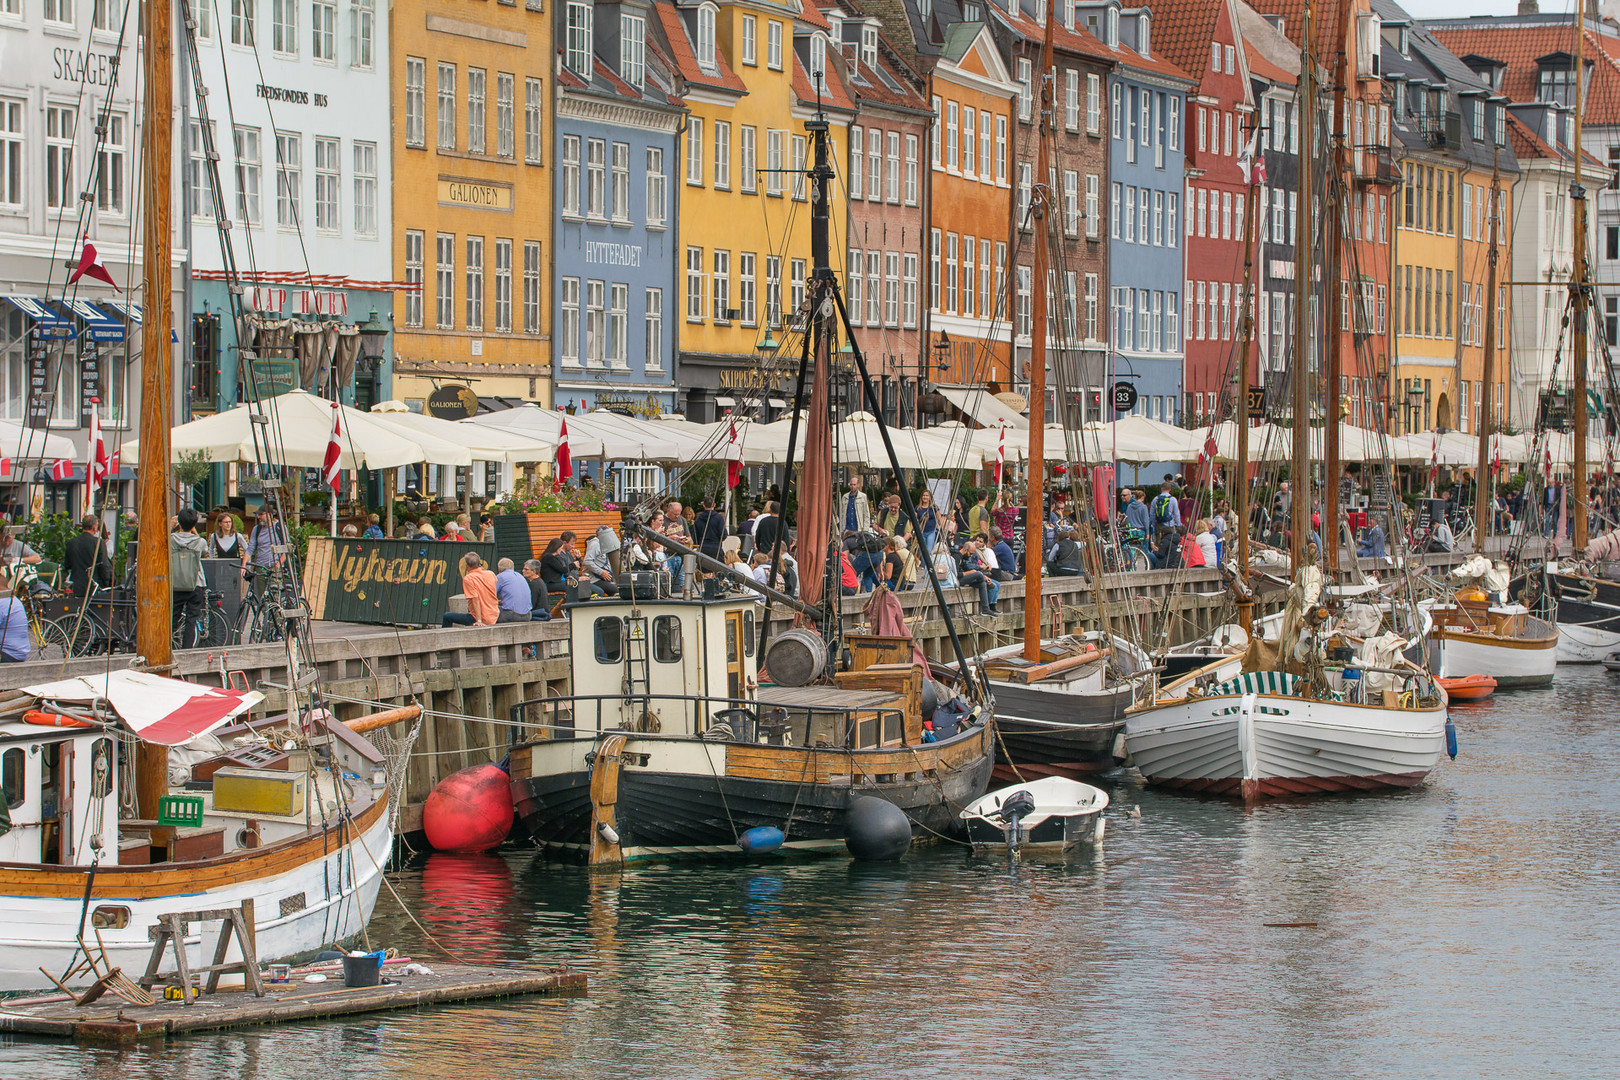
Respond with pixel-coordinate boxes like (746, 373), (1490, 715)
(494, 557), (534, 623)
(442, 552), (499, 627)
(520, 558), (553, 620)
(1047, 527), (1086, 577)
(0, 568), (30, 663)
(479, 513), (496, 544)
(361, 513), (386, 539)
(1357, 519), (1387, 560)
(957, 541), (1000, 616)
(581, 531), (621, 597)
(833, 547), (860, 597)
(988, 527), (1017, 581)
(1428, 516), (1455, 554)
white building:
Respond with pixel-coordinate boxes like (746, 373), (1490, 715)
(185, 0), (396, 417)
(0, 1), (183, 514)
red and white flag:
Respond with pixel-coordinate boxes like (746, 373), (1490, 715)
(49, 458), (73, 482)
(68, 239), (121, 292)
(1544, 444), (1554, 483)
(554, 416), (573, 490)
(725, 419), (743, 489)
(1197, 428), (1218, 473)
(1428, 432), (1440, 489)
(1237, 129), (1266, 186)
(322, 402), (343, 493)
(1491, 433), (1502, 477)
(993, 427), (1006, 488)
(0, 458), (10, 479)
(86, 399), (109, 512)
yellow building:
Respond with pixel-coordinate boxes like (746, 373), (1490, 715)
(390, 0), (554, 417)
(657, 0), (852, 421)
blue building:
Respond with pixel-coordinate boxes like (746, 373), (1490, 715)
(552, 0), (684, 419)
(1080, 1), (1191, 470)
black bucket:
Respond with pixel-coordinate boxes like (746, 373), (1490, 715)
(341, 952), (383, 988)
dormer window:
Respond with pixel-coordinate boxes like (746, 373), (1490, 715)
(1137, 12), (1148, 57)
(1397, 25), (1408, 58)
(621, 14), (645, 88)
(1106, 8), (1118, 48)
(827, 11), (843, 42)
(809, 33), (826, 82)
(566, 0), (593, 77)
(696, 3), (718, 72)
(1062, 0), (1073, 31)
(1358, 13), (1381, 77)
(1537, 60), (1577, 108)
(861, 25), (877, 69)
(962, 0), (981, 20)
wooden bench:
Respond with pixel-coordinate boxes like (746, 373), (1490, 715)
(138, 900), (263, 1005)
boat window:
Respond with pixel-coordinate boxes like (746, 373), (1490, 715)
(90, 905), (130, 930)
(653, 615), (682, 662)
(743, 611), (756, 656)
(1, 748), (22, 808)
(594, 617), (623, 663)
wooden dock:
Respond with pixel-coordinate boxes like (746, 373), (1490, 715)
(0, 964), (585, 1044)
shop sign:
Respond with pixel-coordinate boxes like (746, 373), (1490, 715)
(428, 384), (479, 419)
(437, 178), (513, 211)
(303, 537), (497, 624)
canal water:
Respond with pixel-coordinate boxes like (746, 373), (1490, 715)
(7, 669), (1619, 1079)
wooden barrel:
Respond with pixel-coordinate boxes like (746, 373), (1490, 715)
(765, 628), (827, 687)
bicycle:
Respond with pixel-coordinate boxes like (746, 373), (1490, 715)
(50, 588), (140, 657)
(173, 588), (231, 650)
(236, 565), (301, 645)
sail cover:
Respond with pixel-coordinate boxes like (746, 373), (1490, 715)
(23, 671), (264, 745)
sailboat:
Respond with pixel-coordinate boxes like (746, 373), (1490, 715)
(506, 108), (995, 863)
(1121, 3), (1449, 802)
(0, 0), (406, 990)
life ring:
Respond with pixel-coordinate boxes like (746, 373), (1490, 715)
(22, 709), (93, 729)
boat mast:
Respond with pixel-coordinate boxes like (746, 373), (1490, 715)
(1572, 9), (1591, 552)
(135, 0), (174, 818)
(1290, 0), (1316, 570)
(1474, 160), (1501, 553)
(1234, 122), (1260, 632)
(1323, 0), (1357, 574)
(1022, 13), (1058, 662)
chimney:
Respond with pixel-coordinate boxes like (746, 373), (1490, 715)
(1517, 0), (1537, 12)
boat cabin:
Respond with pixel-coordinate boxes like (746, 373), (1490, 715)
(0, 720), (119, 867)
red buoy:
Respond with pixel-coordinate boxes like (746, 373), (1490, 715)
(422, 763), (514, 852)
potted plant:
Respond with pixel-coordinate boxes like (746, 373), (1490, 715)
(490, 479), (621, 559)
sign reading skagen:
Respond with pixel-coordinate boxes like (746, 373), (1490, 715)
(437, 178), (514, 211)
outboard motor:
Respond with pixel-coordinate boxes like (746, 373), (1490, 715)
(996, 789), (1038, 853)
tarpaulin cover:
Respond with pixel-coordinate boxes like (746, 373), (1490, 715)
(864, 588), (928, 671)
(23, 671), (264, 745)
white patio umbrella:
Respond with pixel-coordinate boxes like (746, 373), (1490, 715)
(365, 403), (557, 465)
(469, 404), (692, 461)
(0, 418), (77, 461)
(123, 389), (466, 469)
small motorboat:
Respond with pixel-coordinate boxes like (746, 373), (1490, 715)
(1438, 673), (1498, 702)
(1603, 652), (1620, 673)
(959, 776), (1108, 852)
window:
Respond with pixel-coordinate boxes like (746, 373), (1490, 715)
(609, 284), (628, 365)
(980, 239), (992, 316)
(465, 236), (484, 331)
(523, 241), (542, 333)
(961, 239), (974, 317)
(311, 0), (334, 61)
(791, 259), (806, 317)
(1153, 190), (1164, 245)
(766, 130), (783, 196)
(865, 251), (880, 325)
(585, 138), (605, 217)
(496, 74), (514, 158)
(932, 97), (941, 166)
(929, 229), (940, 311)
(1066, 70), (1079, 130)
(435, 233), (455, 328)
(686, 247), (705, 320)
(622, 14), (646, 88)
(1064, 171), (1079, 236)
(1112, 83), (1121, 138)
(687, 118), (703, 185)
(1167, 192), (1178, 245)
(271, 0), (295, 53)
(1084, 273), (1098, 340)
(847, 251), (863, 324)
(742, 15), (757, 64)
(585, 279), (605, 362)
(561, 136), (580, 215)
(645, 288), (663, 369)
(275, 130), (300, 228)
(885, 252), (899, 327)
(645, 147), (666, 225)
(95, 111), (126, 214)
(1084, 174), (1099, 239)
(903, 253), (918, 328)
(996, 116), (1007, 183)
(525, 78), (544, 164)
(946, 103), (958, 170)
(494, 239), (512, 332)
(740, 126), (756, 193)
(793, 135), (807, 200)
(867, 128), (881, 200)
(314, 136), (338, 232)
(905, 134), (918, 204)
(608, 142), (629, 221)
(1016, 266), (1031, 337)
(765, 255), (782, 328)
(350, 0), (374, 68)
(186, 120), (213, 219)
(437, 63), (456, 150)
(697, 4), (717, 69)
(767, 20), (782, 69)
(713, 250), (731, 321)
(560, 277), (580, 362)
(653, 615), (682, 662)
(714, 121), (731, 190)
(849, 125), (863, 197)
(1017, 58), (1033, 122)
(45, 104), (77, 212)
(887, 131), (900, 202)
(979, 111), (992, 179)
(405, 58), (426, 148)
(1168, 97), (1180, 152)
(566, 0), (593, 74)
(466, 68), (486, 154)
(403, 231), (425, 326)
(1124, 186), (1135, 242)
(962, 109), (976, 177)
(739, 252), (757, 325)
(231, 0), (255, 44)
(809, 33), (826, 83)
(1, 747), (22, 809)
(1087, 73), (1101, 134)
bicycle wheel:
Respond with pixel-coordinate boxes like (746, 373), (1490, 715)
(200, 607), (229, 648)
(31, 619), (70, 662)
(1126, 546), (1151, 572)
(54, 612), (99, 657)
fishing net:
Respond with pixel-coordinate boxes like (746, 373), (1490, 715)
(372, 718), (423, 833)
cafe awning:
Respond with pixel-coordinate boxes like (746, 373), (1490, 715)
(2, 295), (75, 338)
(933, 385), (1029, 430)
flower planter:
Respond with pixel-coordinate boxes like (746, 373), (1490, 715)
(491, 511), (621, 563)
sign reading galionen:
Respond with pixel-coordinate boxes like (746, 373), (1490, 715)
(303, 538), (498, 625)
(437, 177), (514, 212)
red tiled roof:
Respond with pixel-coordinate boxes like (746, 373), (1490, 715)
(845, 52), (930, 110)
(1143, 0), (1225, 82)
(1505, 109), (1602, 166)
(655, 1), (749, 94)
(798, 0), (831, 32)
(1242, 0), (1353, 57)
(794, 57), (857, 111)
(557, 64), (589, 90)
(988, 5), (1118, 67)
(1429, 22), (1620, 125)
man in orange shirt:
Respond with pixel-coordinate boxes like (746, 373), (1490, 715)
(442, 552), (500, 627)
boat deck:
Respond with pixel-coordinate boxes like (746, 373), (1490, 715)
(0, 963), (585, 1044)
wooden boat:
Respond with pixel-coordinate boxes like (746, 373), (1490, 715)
(960, 777), (1108, 852)
(969, 633), (1149, 782)
(506, 595), (993, 862)
(1602, 653), (1620, 672)
(1437, 674), (1497, 701)
(0, 675), (407, 991)
(1425, 594), (1557, 689)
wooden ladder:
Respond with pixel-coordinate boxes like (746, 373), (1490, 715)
(137, 899), (265, 1004)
